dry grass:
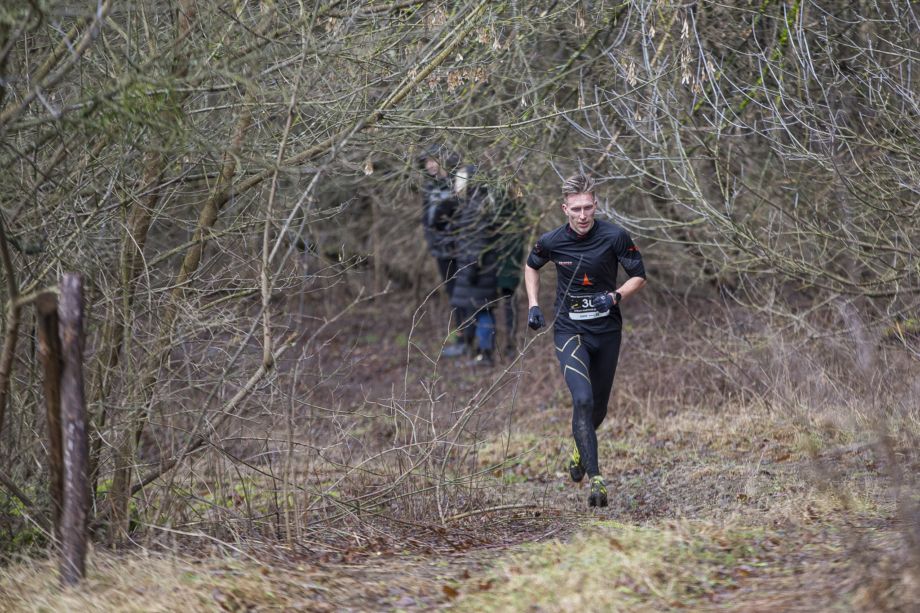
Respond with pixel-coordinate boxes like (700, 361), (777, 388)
(0, 545), (494, 612)
(454, 517), (920, 612)
(0, 550), (284, 612)
(454, 520), (770, 611)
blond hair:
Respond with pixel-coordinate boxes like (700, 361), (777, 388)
(561, 173), (596, 196)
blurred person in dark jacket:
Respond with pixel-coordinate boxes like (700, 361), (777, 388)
(449, 164), (500, 366)
(417, 144), (470, 357)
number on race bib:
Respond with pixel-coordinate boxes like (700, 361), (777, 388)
(568, 293), (608, 321)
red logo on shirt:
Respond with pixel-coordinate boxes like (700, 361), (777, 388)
(581, 274), (593, 286)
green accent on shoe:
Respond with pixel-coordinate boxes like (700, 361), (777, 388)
(588, 476), (608, 508)
(568, 445), (585, 483)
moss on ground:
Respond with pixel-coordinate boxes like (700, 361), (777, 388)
(455, 520), (773, 611)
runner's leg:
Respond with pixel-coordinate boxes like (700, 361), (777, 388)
(587, 331), (622, 430)
(554, 332), (600, 477)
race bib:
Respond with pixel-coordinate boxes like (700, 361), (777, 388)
(567, 293), (608, 321)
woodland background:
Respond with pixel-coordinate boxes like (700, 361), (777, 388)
(0, 1), (918, 610)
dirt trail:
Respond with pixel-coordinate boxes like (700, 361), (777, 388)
(2, 296), (916, 611)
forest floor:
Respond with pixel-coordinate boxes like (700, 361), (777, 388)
(1, 291), (918, 612)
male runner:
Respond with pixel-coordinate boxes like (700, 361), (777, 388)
(524, 173), (646, 507)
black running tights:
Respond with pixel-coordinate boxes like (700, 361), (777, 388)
(553, 330), (622, 477)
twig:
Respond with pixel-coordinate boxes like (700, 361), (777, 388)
(447, 504), (542, 523)
(140, 522), (264, 565)
(0, 469), (34, 509)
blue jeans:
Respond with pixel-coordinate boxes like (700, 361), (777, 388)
(474, 309), (495, 353)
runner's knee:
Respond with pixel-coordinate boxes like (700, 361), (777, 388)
(571, 393), (593, 417)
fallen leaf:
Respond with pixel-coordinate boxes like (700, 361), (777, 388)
(735, 565), (755, 577)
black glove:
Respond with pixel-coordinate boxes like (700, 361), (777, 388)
(527, 306), (545, 330)
(591, 292), (614, 313)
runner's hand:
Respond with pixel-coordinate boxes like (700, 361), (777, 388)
(591, 292), (614, 313)
(527, 306), (545, 330)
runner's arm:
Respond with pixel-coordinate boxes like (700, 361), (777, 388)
(610, 275), (646, 304)
(610, 230), (647, 304)
(524, 264), (540, 307)
(525, 236), (551, 308)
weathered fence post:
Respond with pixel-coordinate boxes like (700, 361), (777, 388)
(58, 274), (88, 586)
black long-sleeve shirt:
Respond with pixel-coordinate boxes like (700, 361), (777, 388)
(527, 219), (646, 334)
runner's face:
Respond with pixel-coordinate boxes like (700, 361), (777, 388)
(562, 192), (597, 235)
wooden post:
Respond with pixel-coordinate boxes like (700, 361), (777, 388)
(58, 274), (88, 586)
(36, 293), (63, 543)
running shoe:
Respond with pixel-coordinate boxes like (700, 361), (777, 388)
(568, 445), (586, 483)
(588, 475), (608, 507)
(470, 350), (494, 367)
